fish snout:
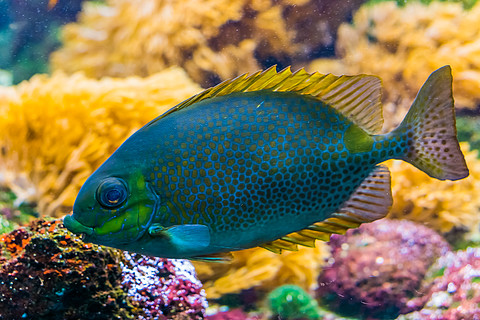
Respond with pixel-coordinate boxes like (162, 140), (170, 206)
(63, 214), (94, 238)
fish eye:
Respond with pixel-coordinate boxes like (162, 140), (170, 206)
(96, 177), (128, 209)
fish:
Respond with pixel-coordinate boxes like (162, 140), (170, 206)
(63, 65), (469, 262)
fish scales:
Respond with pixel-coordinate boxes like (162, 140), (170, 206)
(64, 66), (469, 261)
(143, 91), (393, 237)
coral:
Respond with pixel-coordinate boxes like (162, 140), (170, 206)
(121, 253), (207, 320)
(316, 219), (450, 319)
(308, 1), (480, 130)
(267, 285), (321, 320)
(0, 67), (201, 217)
(0, 219), (132, 319)
(0, 219), (207, 319)
(0, 187), (37, 235)
(398, 247), (480, 320)
(205, 308), (260, 320)
(386, 143), (480, 236)
(193, 244), (330, 299)
(51, 0), (366, 87)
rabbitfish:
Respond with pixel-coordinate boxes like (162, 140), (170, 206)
(64, 66), (468, 262)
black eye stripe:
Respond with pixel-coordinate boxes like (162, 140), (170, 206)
(96, 177), (128, 209)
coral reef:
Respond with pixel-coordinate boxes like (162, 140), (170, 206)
(0, 187), (37, 235)
(386, 143), (480, 236)
(51, 0), (366, 87)
(0, 219), (207, 319)
(121, 253), (207, 320)
(193, 244), (330, 299)
(0, 219), (132, 319)
(267, 285), (321, 320)
(308, 1), (480, 130)
(0, 67), (201, 217)
(205, 308), (260, 320)
(398, 247), (480, 320)
(316, 219), (450, 319)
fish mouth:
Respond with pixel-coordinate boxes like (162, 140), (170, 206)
(63, 214), (94, 239)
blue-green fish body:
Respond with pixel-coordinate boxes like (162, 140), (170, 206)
(64, 66), (468, 261)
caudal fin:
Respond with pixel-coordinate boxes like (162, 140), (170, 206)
(394, 65), (468, 181)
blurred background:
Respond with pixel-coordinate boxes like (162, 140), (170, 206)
(1, 1), (480, 319)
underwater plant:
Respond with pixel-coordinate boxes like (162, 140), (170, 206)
(51, 0), (366, 86)
(398, 247), (480, 319)
(267, 285), (322, 320)
(317, 219), (450, 319)
(0, 219), (206, 319)
(0, 67), (201, 217)
(308, 1), (480, 130)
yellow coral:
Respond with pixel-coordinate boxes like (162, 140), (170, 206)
(0, 67), (201, 217)
(308, 1), (480, 130)
(193, 244), (330, 299)
(51, 0), (363, 87)
(386, 143), (480, 234)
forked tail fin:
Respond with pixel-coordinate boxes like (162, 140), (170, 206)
(392, 65), (468, 181)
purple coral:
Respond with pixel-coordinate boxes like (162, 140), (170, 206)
(399, 247), (480, 320)
(317, 219), (450, 319)
(121, 252), (207, 320)
(0, 219), (207, 319)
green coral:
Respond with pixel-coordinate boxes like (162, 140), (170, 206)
(268, 285), (322, 320)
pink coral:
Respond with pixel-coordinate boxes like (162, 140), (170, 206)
(121, 252), (207, 320)
(206, 308), (260, 320)
(399, 248), (480, 320)
(317, 219), (450, 319)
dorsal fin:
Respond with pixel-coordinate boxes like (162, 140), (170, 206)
(260, 165), (392, 254)
(145, 66), (384, 134)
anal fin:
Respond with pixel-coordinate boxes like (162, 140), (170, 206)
(259, 165), (392, 254)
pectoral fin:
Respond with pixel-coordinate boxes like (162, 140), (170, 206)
(190, 252), (234, 263)
(148, 223), (211, 251)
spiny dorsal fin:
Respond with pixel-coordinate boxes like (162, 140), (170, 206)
(146, 66), (384, 134)
(260, 165), (392, 253)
